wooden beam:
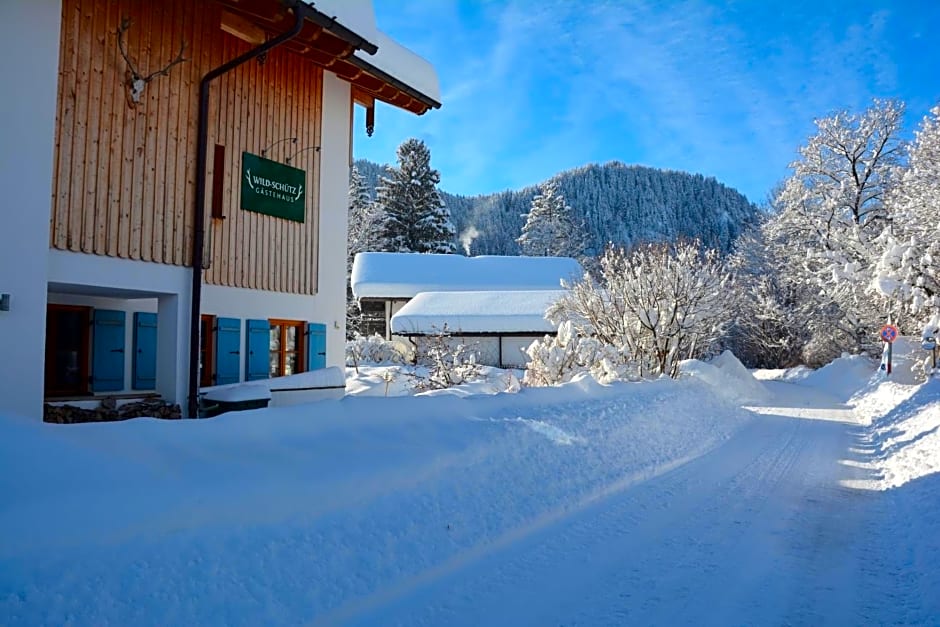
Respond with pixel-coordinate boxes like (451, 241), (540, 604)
(220, 10), (266, 45)
(351, 86), (374, 108)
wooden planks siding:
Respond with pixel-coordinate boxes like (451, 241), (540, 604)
(52, 0), (323, 294)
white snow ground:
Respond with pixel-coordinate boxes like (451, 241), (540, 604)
(2, 354), (939, 625)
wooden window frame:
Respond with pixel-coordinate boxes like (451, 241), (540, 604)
(269, 319), (306, 377)
(45, 304), (92, 397)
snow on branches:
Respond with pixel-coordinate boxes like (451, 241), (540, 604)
(760, 99), (907, 362)
(526, 240), (731, 384)
(874, 106), (940, 320)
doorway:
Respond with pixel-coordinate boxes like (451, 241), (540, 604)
(45, 304), (91, 397)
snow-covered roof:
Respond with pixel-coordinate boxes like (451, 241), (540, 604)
(309, 0), (379, 43)
(351, 253), (583, 300)
(310, 1), (440, 106)
(391, 290), (565, 335)
(354, 30), (441, 105)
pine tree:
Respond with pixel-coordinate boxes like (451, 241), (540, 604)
(377, 138), (455, 253)
(517, 180), (586, 258)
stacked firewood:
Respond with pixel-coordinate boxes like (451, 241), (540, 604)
(43, 398), (182, 423)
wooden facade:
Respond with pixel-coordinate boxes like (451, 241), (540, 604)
(51, 0), (323, 294)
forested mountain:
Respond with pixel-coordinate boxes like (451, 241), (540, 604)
(354, 159), (759, 256)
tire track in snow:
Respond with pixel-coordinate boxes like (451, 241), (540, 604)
(340, 412), (872, 627)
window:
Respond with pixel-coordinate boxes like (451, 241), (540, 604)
(359, 300), (386, 338)
(269, 319), (305, 377)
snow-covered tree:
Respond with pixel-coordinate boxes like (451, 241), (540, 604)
(546, 240), (731, 379)
(348, 166), (384, 267)
(762, 99), (906, 360)
(377, 138), (456, 254)
(723, 225), (807, 368)
(874, 105), (940, 323)
(524, 321), (630, 386)
(346, 166), (384, 337)
(517, 179), (586, 258)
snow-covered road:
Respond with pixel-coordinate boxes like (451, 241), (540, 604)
(329, 371), (940, 626)
(3, 361), (940, 626)
(326, 381), (885, 626)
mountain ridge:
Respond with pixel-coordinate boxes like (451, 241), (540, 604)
(354, 159), (760, 256)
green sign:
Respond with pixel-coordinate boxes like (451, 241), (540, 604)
(241, 151), (306, 222)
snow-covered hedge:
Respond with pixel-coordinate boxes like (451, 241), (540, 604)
(345, 334), (409, 367)
(524, 321), (633, 386)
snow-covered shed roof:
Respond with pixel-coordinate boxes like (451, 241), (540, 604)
(391, 291), (566, 335)
(351, 253), (583, 300)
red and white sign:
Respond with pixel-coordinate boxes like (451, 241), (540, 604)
(879, 324), (899, 343)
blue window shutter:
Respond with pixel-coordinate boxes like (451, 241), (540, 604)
(215, 317), (241, 385)
(92, 309), (126, 392)
(132, 312), (158, 390)
(246, 319), (271, 381)
(307, 322), (326, 371)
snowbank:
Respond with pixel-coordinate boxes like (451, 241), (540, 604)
(679, 350), (770, 403)
(800, 354), (878, 402)
(0, 374), (751, 625)
(851, 378), (940, 489)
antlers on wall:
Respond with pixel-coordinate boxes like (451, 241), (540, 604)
(117, 17), (188, 106)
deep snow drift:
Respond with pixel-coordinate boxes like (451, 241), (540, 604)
(2, 353), (939, 625)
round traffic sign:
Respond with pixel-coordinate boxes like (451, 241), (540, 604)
(880, 324), (899, 343)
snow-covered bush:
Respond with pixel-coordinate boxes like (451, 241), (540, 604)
(523, 321), (631, 386)
(546, 240), (732, 379)
(345, 334), (408, 367)
(412, 326), (486, 390)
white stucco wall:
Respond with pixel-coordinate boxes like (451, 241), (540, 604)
(0, 1), (61, 419)
(500, 337), (537, 368)
(319, 72), (353, 368)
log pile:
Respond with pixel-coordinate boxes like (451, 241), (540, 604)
(44, 397), (182, 423)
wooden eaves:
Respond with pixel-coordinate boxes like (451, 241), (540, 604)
(213, 0), (440, 115)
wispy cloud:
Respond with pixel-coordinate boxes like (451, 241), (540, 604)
(358, 0), (933, 203)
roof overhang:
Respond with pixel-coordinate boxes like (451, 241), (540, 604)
(213, 0), (439, 115)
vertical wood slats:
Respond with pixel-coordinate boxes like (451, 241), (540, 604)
(51, 0), (323, 295)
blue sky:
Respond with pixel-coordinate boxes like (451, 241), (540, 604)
(353, 0), (939, 204)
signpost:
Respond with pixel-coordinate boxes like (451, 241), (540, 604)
(241, 151), (306, 222)
(879, 324), (899, 375)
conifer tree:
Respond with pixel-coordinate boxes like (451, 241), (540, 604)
(346, 166), (383, 337)
(517, 180), (585, 258)
(377, 138), (455, 253)
(347, 166), (384, 269)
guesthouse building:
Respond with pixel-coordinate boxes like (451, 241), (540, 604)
(0, 0), (440, 419)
